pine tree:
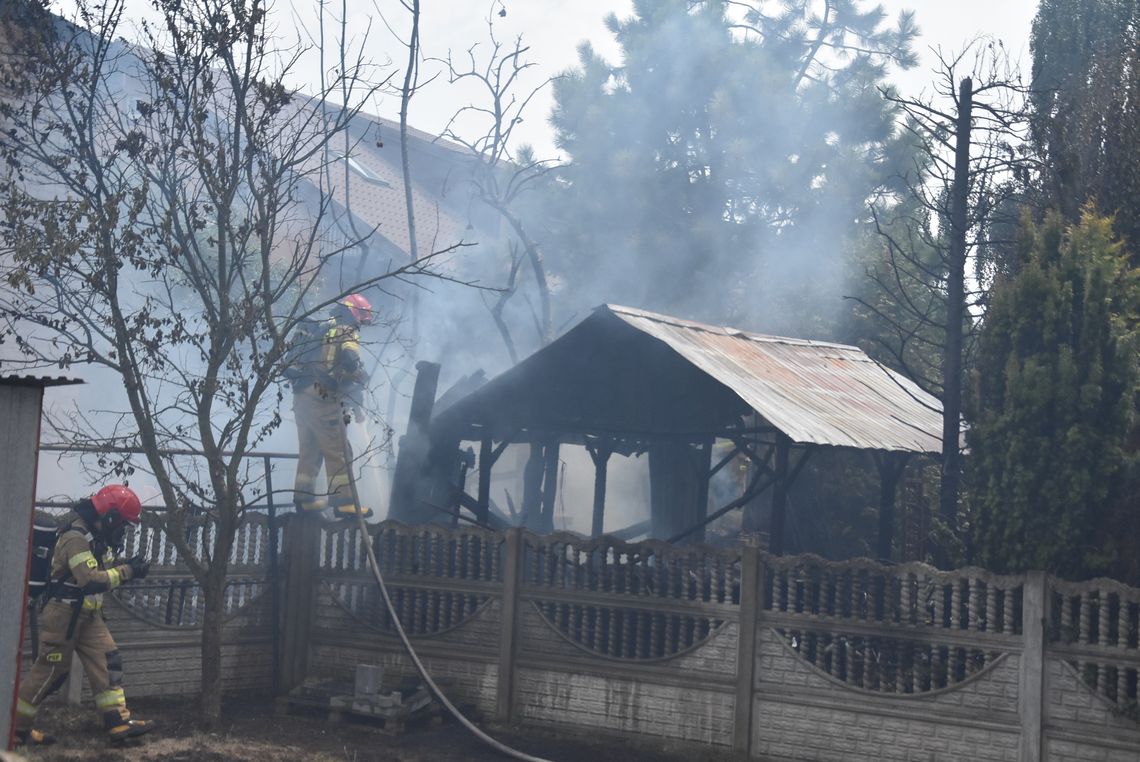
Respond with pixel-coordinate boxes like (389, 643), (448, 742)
(968, 211), (1139, 578)
(1031, 0), (1140, 258)
(541, 0), (917, 335)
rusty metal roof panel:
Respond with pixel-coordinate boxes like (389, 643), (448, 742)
(606, 305), (943, 454)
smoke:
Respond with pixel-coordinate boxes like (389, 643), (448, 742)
(9, 2), (916, 533)
(522, 2), (914, 338)
(373, 2), (919, 532)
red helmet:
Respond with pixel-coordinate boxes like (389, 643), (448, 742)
(91, 484), (142, 524)
(339, 293), (374, 326)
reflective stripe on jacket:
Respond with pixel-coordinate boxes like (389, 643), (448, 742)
(51, 513), (132, 610)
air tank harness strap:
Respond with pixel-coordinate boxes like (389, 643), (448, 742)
(28, 599), (40, 661)
(64, 599), (83, 640)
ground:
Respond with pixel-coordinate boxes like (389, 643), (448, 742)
(15, 698), (730, 762)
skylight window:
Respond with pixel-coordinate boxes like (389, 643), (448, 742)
(340, 154), (391, 188)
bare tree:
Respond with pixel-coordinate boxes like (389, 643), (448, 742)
(851, 41), (1033, 557)
(0, 0), (460, 722)
(437, 4), (560, 356)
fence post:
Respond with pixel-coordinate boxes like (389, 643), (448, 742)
(734, 540), (763, 754)
(1019, 570), (1048, 762)
(279, 512), (320, 691)
(264, 455), (280, 696)
(496, 527), (524, 721)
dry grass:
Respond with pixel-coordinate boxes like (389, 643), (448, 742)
(14, 697), (728, 762)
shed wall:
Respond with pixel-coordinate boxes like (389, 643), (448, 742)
(0, 385), (43, 747)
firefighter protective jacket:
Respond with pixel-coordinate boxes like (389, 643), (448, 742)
(51, 512), (134, 610)
(318, 321), (365, 398)
(287, 318), (365, 401)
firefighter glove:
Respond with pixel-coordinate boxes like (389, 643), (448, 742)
(127, 555), (151, 580)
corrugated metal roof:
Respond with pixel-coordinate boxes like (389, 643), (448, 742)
(605, 305), (943, 454)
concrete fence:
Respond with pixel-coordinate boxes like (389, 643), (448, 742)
(293, 519), (1140, 761)
(24, 514), (1140, 761)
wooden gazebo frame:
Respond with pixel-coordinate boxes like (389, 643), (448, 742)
(392, 305), (944, 557)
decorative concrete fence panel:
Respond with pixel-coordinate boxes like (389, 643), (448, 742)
(513, 532), (741, 746)
(300, 523), (1140, 761)
(748, 552), (1026, 761)
(1045, 577), (1140, 760)
(304, 520), (506, 713)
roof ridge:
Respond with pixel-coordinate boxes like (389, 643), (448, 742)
(601, 304), (862, 352)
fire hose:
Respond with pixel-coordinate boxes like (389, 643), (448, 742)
(340, 430), (555, 762)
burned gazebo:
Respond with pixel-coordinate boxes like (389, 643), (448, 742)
(390, 305), (944, 556)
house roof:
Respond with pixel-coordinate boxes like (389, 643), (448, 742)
(0, 374), (83, 388)
(433, 304), (944, 454)
(292, 96), (481, 260)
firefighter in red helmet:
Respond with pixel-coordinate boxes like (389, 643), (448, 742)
(286, 293), (375, 518)
(15, 485), (155, 746)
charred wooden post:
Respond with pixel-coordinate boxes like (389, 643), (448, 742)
(388, 361), (440, 523)
(649, 441), (706, 543)
(695, 438), (713, 542)
(451, 446), (475, 527)
(539, 440), (561, 532)
(587, 440), (612, 537)
(875, 452), (910, 561)
(740, 442), (770, 536)
(767, 434), (791, 555)
(521, 442), (545, 528)
(477, 434), (493, 525)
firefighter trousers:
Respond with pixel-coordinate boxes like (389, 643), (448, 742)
(16, 601), (133, 732)
(292, 385), (364, 515)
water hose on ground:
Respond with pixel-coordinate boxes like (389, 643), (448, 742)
(341, 431), (555, 762)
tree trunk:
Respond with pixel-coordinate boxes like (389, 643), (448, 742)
(497, 205), (552, 343)
(198, 567), (227, 725)
(400, 0), (421, 340)
(939, 77), (972, 538)
(197, 486), (236, 726)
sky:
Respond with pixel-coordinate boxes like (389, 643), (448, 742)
(410, 0), (1039, 158)
(302, 0), (1040, 158)
(60, 0), (1040, 158)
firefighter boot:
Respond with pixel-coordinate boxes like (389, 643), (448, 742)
(333, 504), (374, 519)
(14, 728), (57, 746)
(107, 718), (156, 744)
(102, 688), (155, 745)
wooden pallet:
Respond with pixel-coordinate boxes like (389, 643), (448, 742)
(275, 677), (354, 717)
(326, 701), (442, 736)
(275, 692), (329, 718)
(277, 688), (442, 736)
